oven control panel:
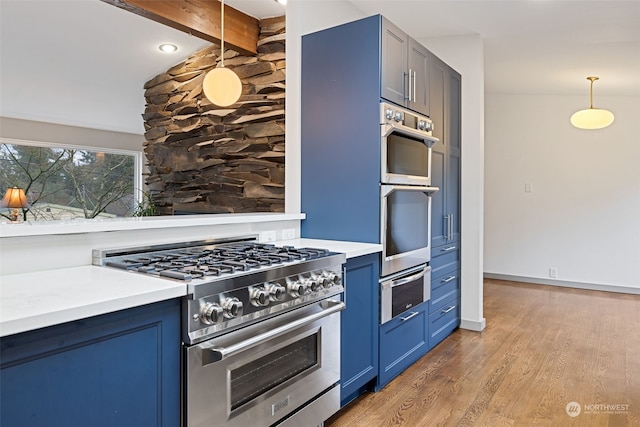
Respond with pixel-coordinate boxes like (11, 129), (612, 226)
(184, 265), (344, 344)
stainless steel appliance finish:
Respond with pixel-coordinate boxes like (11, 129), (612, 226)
(381, 101), (439, 186)
(380, 184), (438, 277)
(185, 299), (342, 427)
(93, 235), (346, 427)
(380, 263), (431, 324)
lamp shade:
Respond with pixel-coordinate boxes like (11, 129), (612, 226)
(570, 108), (615, 130)
(202, 67), (242, 107)
(0, 187), (29, 209)
(570, 76), (614, 130)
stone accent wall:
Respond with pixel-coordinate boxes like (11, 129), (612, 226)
(142, 16), (285, 214)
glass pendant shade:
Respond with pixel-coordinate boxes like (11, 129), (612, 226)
(202, 0), (242, 107)
(203, 67), (242, 107)
(570, 108), (615, 130)
(570, 76), (614, 130)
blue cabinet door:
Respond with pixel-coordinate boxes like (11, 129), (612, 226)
(376, 300), (430, 389)
(340, 253), (380, 406)
(0, 299), (181, 427)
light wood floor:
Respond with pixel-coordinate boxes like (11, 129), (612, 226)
(326, 279), (640, 427)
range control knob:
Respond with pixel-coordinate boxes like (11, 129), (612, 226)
(418, 120), (427, 131)
(307, 278), (322, 292)
(266, 282), (286, 301)
(425, 121), (433, 132)
(385, 108), (394, 120)
(324, 272), (341, 287)
(317, 275), (330, 289)
(288, 280), (310, 298)
(394, 111), (403, 122)
(250, 288), (270, 307)
(200, 303), (223, 325)
(221, 297), (243, 319)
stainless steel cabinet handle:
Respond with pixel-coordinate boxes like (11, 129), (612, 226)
(405, 70), (411, 101)
(413, 70), (416, 102)
(441, 275), (456, 283)
(441, 246), (457, 252)
(442, 305), (456, 314)
(443, 215), (449, 240)
(400, 311), (420, 321)
(449, 214), (454, 241)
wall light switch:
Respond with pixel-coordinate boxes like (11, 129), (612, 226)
(525, 183), (533, 193)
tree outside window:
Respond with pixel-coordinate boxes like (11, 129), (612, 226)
(0, 140), (142, 221)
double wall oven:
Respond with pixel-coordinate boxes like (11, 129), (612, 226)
(379, 102), (439, 324)
(93, 237), (346, 427)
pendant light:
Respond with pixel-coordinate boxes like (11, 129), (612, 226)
(202, 0), (242, 107)
(570, 77), (614, 130)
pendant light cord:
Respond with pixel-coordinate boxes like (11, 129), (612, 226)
(587, 76), (598, 109)
(220, 0), (225, 68)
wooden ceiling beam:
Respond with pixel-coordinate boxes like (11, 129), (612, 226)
(101, 0), (259, 55)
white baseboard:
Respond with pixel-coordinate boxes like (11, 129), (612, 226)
(483, 273), (640, 295)
(460, 318), (486, 332)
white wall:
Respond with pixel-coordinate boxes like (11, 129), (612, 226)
(484, 94), (640, 291)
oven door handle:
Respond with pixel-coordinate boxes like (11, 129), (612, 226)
(382, 123), (439, 147)
(381, 184), (439, 197)
(200, 300), (345, 364)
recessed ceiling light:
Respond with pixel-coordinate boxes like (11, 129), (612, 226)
(158, 43), (178, 53)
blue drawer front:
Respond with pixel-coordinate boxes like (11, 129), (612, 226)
(428, 297), (460, 349)
(431, 243), (460, 276)
(377, 301), (429, 389)
(429, 270), (460, 314)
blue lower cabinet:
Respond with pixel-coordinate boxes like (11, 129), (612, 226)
(0, 299), (181, 427)
(340, 253), (380, 406)
(428, 296), (461, 349)
(376, 300), (430, 390)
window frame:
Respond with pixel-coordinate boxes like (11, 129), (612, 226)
(0, 137), (144, 219)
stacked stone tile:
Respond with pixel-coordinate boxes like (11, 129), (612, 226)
(142, 16), (286, 214)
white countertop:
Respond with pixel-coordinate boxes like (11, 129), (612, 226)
(0, 239), (380, 338)
(278, 238), (381, 259)
(0, 212), (306, 237)
(0, 266), (186, 337)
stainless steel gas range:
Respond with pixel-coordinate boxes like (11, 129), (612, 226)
(93, 235), (346, 427)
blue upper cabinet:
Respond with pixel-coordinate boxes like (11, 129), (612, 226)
(0, 299), (181, 427)
(381, 18), (430, 116)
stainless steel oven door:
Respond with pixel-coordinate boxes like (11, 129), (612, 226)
(380, 184), (438, 277)
(380, 263), (431, 324)
(183, 299), (344, 427)
(380, 103), (438, 186)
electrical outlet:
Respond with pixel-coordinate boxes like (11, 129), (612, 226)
(525, 183), (533, 193)
(281, 228), (296, 240)
(549, 267), (558, 278)
(261, 230), (276, 242)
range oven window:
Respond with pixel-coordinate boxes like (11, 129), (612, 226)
(230, 334), (318, 411)
(387, 133), (430, 178)
(385, 189), (430, 256)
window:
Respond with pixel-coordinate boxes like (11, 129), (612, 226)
(0, 138), (143, 221)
